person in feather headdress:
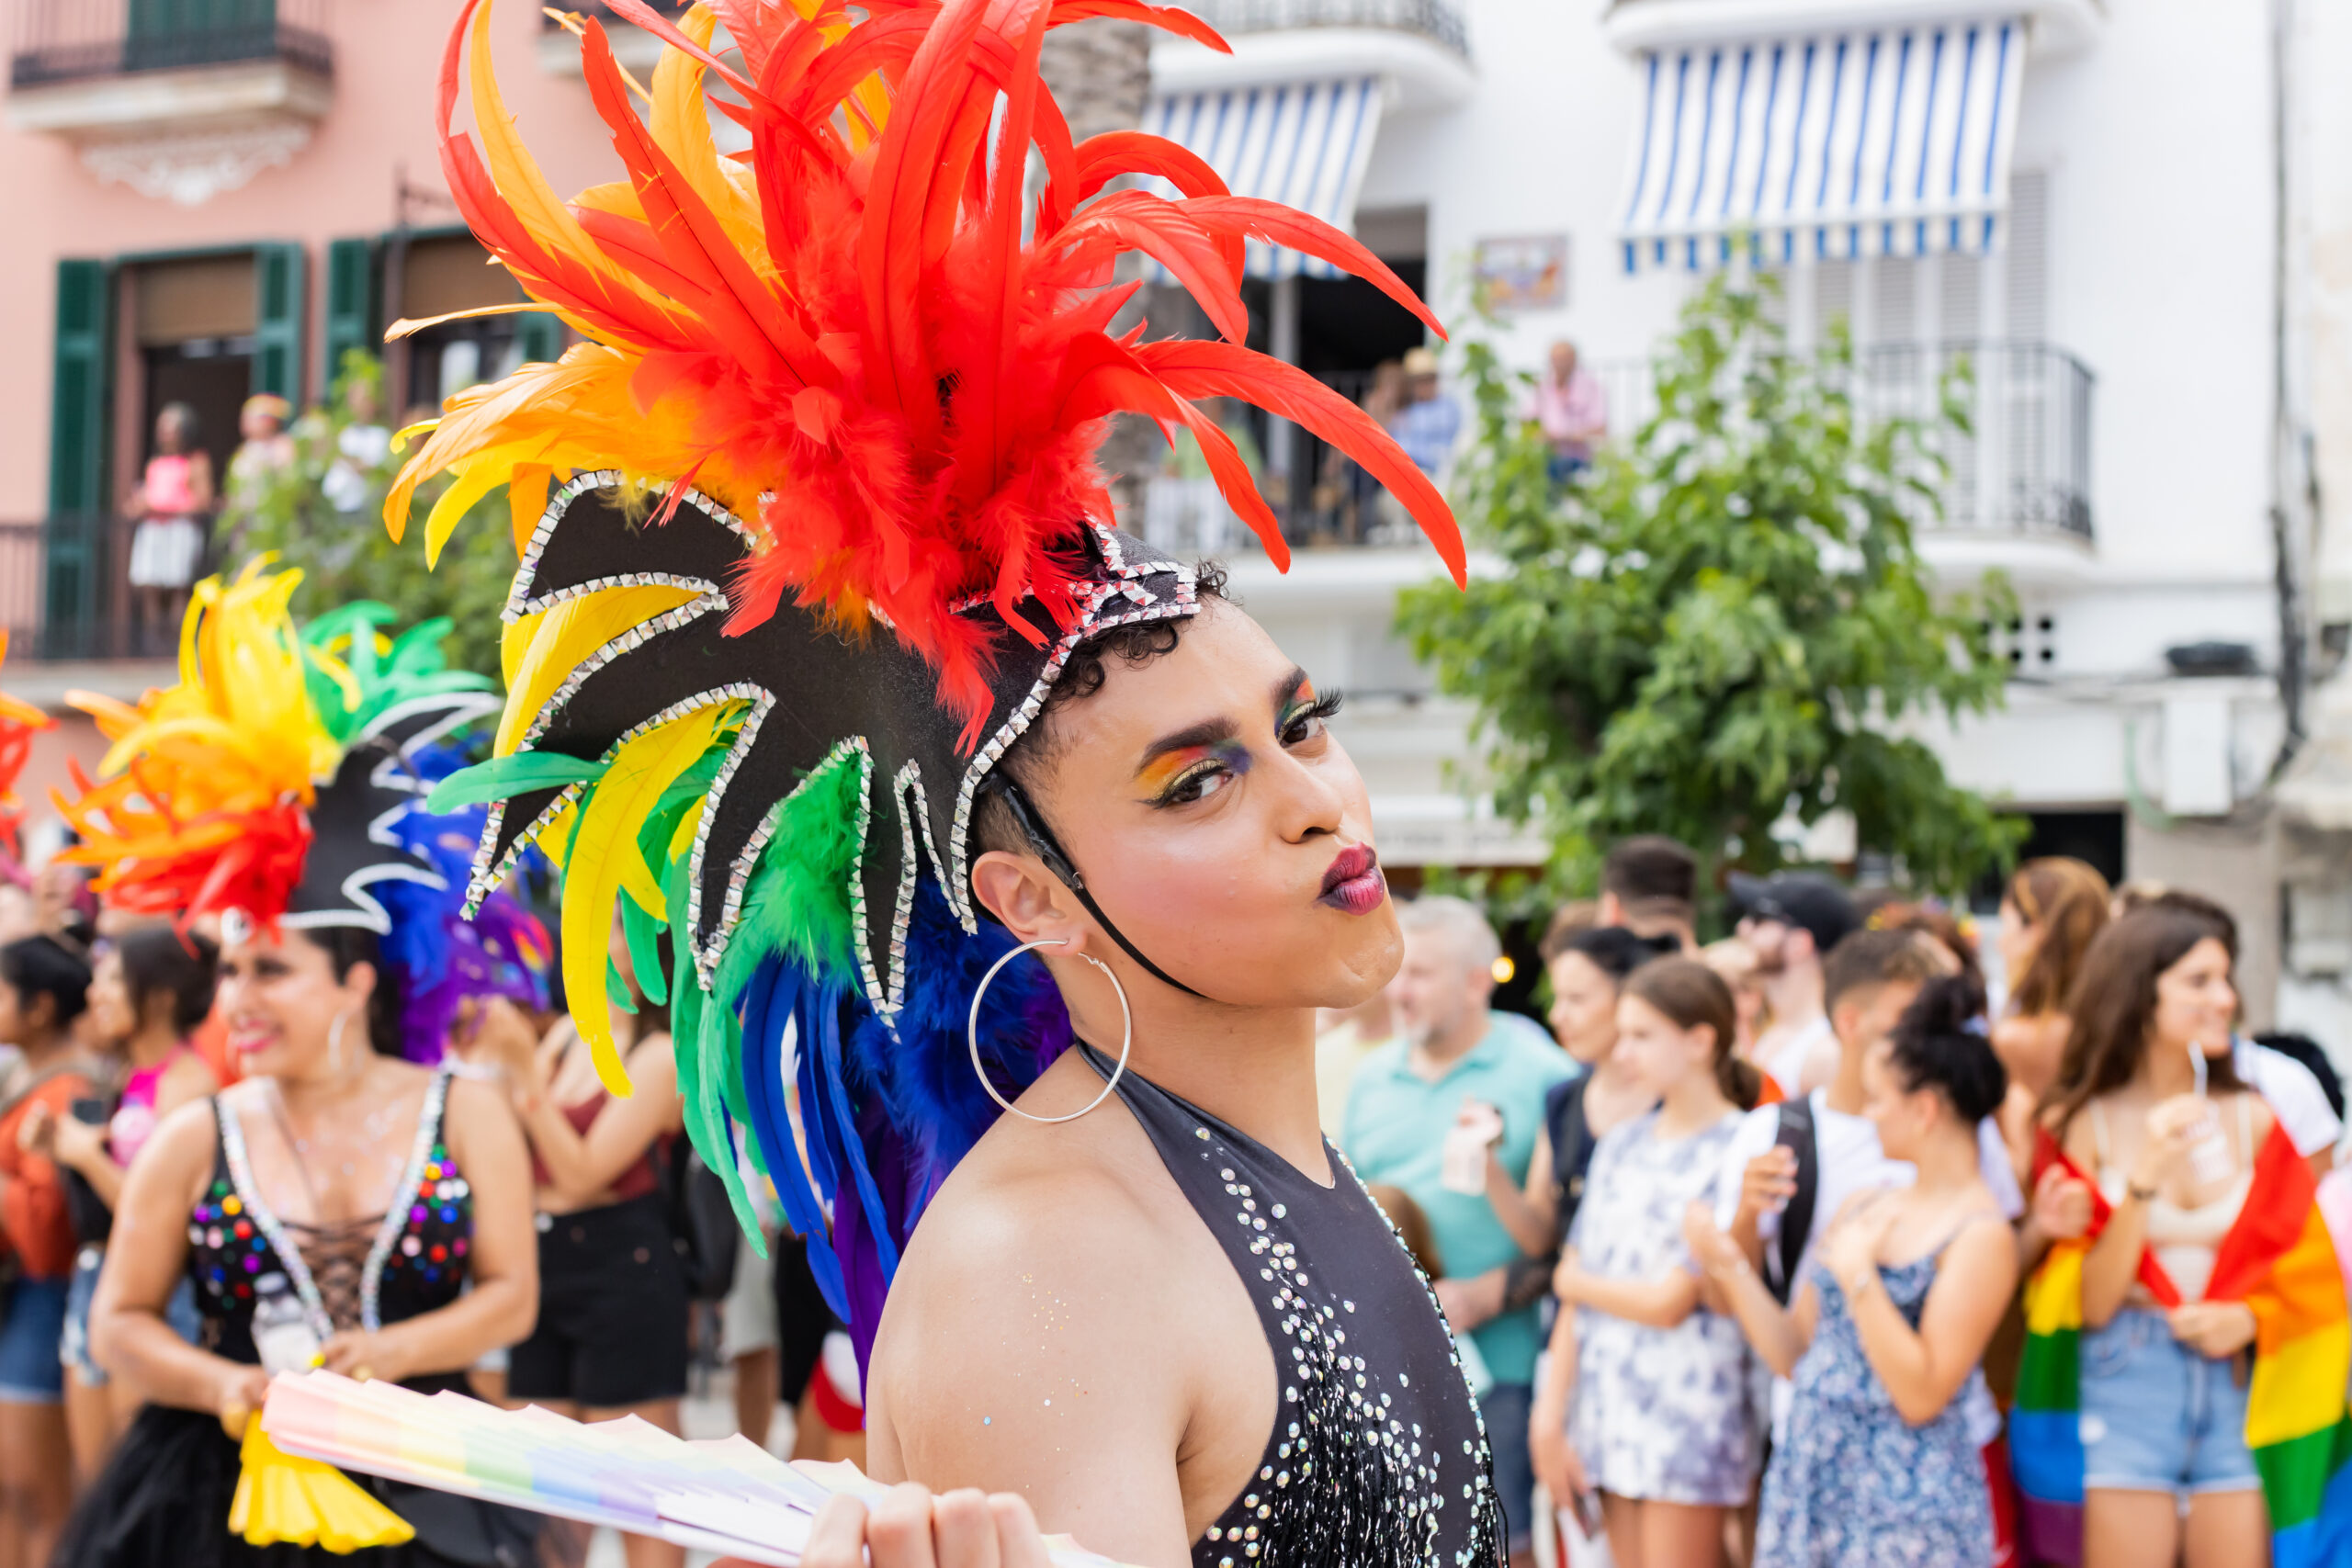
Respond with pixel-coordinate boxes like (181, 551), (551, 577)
(50, 565), (558, 1567)
(373, 0), (1504, 1562)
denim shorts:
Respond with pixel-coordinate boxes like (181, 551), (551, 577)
(0, 1275), (71, 1404)
(62, 1246), (203, 1386)
(2077, 1307), (2260, 1496)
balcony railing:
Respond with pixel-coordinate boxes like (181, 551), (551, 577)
(11, 0), (331, 90)
(537, 1), (693, 32)
(1182, 0), (1468, 56)
(1139, 338), (2094, 553)
(0, 515), (192, 661)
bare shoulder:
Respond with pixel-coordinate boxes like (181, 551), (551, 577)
(869, 1058), (1245, 1491)
(440, 1073), (521, 1145)
(128, 1094), (223, 1207)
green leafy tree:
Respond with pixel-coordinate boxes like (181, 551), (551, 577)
(228, 350), (514, 679)
(1398, 273), (2025, 898)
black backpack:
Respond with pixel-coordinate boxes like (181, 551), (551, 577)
(658, 1135), (742, 1302)
(1766, 1095), (1822, 1305)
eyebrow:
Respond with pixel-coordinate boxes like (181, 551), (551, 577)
(1130, 668), (1315, 776)
(1134, 715), (1238, 774)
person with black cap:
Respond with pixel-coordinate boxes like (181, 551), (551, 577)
(1730, 873), (1861, 1098)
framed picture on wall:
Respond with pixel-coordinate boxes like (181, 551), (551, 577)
(1474, 234), (1568, 312)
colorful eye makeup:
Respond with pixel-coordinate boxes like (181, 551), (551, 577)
(1136, 739), (1253, 805)
(1133, 673), (1343, 807)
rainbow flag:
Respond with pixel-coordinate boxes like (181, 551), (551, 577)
(2011, 1125), (2352, 1568)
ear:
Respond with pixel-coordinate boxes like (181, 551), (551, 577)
(339, 959), (379, 1008)
(969, 851), (1092, 954)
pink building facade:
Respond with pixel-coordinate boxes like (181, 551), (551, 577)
(0, 0), (650, 654)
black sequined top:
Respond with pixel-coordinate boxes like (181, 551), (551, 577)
(1082, 1048), (1504, 1568)
(186, 1067), (472, 1363)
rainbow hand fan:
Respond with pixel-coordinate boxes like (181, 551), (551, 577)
(259, 1371), (1137, 1566)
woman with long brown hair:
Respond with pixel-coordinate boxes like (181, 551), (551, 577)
(1994, 858), (2110, 1179)
(2038, 905), (2271, 1568)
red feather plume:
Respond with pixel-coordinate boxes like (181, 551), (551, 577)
(392, 0), (1465, 743)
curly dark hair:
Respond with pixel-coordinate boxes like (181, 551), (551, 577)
(970, 561), (1229, 858)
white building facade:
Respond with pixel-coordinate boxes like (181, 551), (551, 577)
(1136, 0), (2352, 1029)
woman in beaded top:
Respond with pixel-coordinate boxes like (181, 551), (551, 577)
(51, 568), (551, 1566)
(378, 2), (1502, 1563)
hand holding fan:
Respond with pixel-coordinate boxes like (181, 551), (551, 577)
(259, 1371), (1133, 1567)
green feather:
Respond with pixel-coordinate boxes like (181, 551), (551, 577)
(619, 886), (668, 1008)
(428, 753), (609, 813)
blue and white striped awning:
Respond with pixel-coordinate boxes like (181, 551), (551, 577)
(1618, 20), (2024, 271)
(1141, 76), (1386, 281)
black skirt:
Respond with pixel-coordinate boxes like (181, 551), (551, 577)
(57, 1399), (572, 1568)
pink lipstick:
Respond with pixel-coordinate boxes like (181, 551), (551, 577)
(1318, 845), (1385, 915)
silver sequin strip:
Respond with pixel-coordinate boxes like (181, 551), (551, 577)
(506, 469), (751, 624)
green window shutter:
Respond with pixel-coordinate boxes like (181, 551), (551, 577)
(47, 259), (112, 654)
(321, 237), (377, 394)
(252, 242), (306, 401)
(48, 260), (109, 519)
(517, 311), (564, 366)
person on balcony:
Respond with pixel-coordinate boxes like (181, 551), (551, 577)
(123, 404), (211, 652)
(1382, 347), (1460, 542)
(216, 395), (295, 565)
(1534, 339), (1608, 484)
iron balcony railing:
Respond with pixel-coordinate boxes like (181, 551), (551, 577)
(1140, 339), (2095, 553)
(0, 514), (164, 662)
(11, 0), (332, 90)
(1181, 0), (1468, 56)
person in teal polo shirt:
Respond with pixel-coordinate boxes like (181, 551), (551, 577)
(1342, 895), (1573, 1567)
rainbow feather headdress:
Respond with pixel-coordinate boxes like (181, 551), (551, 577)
(56, 563), (550, 1061)
(391, 0), (1464, 1356)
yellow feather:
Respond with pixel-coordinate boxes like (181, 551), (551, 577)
(497, 584), (706, 756)
(501, 610), (542, 698)
(563, 702), (730, 1094)
(424, 462), (506, 569)
(666, 795), (706, 866)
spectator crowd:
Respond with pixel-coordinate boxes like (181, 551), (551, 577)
(1332, 838), (2345, 1568)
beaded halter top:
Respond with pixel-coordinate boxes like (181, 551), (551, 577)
(186, 1068), (471, 1361)
(1081, 1048), (1504, 1568)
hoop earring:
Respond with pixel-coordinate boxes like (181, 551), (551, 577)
(967, 939), (1132, 1125)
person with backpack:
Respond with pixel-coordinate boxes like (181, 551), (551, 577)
(1711, 928), (2029, 1560)
(0, 933), (95, 1568)
(1548, 958), (1764, 1568)
(1687, 976), (2019, 1567)
(465, 917), (690, 1568)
